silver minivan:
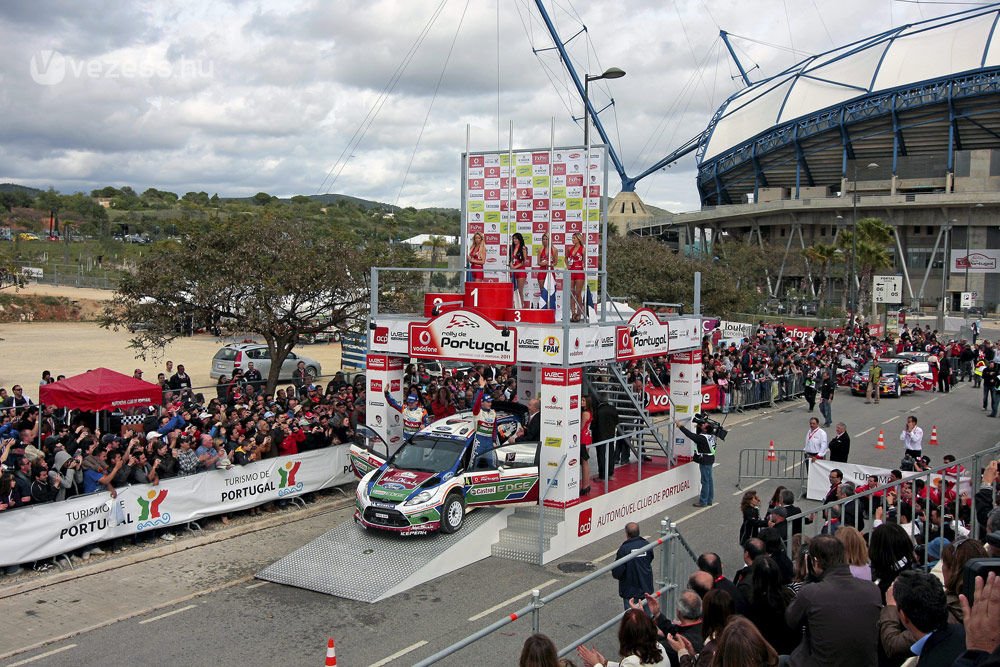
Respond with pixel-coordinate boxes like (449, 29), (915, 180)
(210, 343), (322, 381)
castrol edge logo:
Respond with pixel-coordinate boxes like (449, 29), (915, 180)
(616, 308), (668, 360)
(409, 309), (517, 364)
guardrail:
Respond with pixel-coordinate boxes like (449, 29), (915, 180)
(736, 447), (810, 498)
(726, 375), (805, 413)
(412, 516), (694, 667)
(783, 444), (1000, 559)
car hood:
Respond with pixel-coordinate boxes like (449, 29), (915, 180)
(368, 468), (439, 502)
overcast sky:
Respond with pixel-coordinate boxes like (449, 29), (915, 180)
(0, 0), (967, 212)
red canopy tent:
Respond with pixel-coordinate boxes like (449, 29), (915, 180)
(39, 367), (162, 411)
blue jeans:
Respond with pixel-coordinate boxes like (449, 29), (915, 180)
(819, 399), (832, 426)
(991, 388), (999, 418)
(699, 462), (714, 505)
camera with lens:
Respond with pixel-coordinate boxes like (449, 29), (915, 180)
(692, 413), (728, 441)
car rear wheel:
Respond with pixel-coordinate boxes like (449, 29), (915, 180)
(440, 493), (465, 534)
(306, 365), (319, 378)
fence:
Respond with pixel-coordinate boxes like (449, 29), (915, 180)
(783, 444), (1000, 559)
(724, 374), (805, 413)
(736, 448), (810, 498)
(412, 516), (696, 667)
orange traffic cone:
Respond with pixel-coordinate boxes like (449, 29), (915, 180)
(767, 440), (777, 462)
(930, 425), (939, 446)
(875, 430), (885, 450)
(325, 638), (337, 667)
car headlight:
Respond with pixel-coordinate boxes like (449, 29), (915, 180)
(404, 490), (434, 506)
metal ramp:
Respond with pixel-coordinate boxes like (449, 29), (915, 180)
(256, 507), (513, 602)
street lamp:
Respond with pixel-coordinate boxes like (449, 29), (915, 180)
(583, 67), (626, 146)
(966, 203), (984, 296)
(848, 162), (879, 332)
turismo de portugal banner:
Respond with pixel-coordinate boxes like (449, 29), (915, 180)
(0, 447), (354, 566)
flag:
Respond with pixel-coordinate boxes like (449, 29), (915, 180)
(585, 283), (596, 322)
(538, 272), (556, 310)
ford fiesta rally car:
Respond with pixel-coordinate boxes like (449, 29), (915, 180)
(349, 403), (540, 535)
(850, 358), (933, 397)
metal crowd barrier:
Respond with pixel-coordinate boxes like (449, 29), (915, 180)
(783, 444), (1000, 559)
(412, 517), (695, 667)
(736, 448), (810, 498)
(724, 375), (805, 414)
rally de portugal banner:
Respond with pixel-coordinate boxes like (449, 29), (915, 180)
(806, 458), (971, 502)
(0, 446), (355, 567)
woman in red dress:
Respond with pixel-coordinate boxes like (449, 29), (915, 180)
(509, 232), (527, 306)
(566, 232), (586, 322)
(536, 232), (559, 303)
(467, 232), (486, 281)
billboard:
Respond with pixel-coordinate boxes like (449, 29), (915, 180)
(951, 249), (1000, 273)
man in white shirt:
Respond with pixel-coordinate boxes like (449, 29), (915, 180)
(803, 417), (829, 461)
(900, 415), (924, 459)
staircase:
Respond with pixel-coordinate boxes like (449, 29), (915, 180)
(491, 506), (565, 564)
(584, 361), (671, 462)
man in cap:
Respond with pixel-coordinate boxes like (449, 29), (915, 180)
(133, 368), (144, 380)
(384, 390), (429, 440)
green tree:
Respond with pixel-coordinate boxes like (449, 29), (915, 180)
(35, 187), (63, 215)
(837, 217), (893, 317)
(101, 213), (415, 392)
(0, 190), (33, 212)
(182, 191), (210, 207)
(91, 186), (121, 198)
(252, 192), (275, 206)
(803, 243), (840, 312)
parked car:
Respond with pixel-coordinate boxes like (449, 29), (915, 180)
(965, 306), (986, 317)
(350, 402), (538, 535)
(209, 343), (322, 381)
(17, 232), (39, 241)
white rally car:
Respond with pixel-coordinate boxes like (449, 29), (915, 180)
(349, 403), (541, 535)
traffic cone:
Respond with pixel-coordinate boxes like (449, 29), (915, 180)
(930, 425), (939, 446)
(325, 638), (337, 667)
(875, 430), (885, 450)
(767, 440), (777, 462)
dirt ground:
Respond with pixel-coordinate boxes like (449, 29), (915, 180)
(0, 285), (345, 395)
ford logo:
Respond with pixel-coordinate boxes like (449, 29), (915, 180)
(381, 482), (406, 490)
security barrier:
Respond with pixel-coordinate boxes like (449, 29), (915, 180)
(723, 375), (805, 413)
(736, 447), (810, 498)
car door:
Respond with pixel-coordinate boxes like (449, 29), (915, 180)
(349, 425), (390, 478)
(247, 347), (272, 379)
(279, 352), (299, 381)
(464, 416), (540, 507)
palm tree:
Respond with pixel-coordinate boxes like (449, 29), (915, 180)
(803, 243), (839, 311)
(837, 217), (893, 318)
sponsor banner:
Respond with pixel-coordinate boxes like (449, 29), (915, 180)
(721, 320), (754, 340)
(545, 464), (698, 556)
(616, 309), (669, 360)
(369, 320), (410, 355)
(951, 249), (1000, 274)
(669, 318), (702, 351)
(540, 365), (582, 508)
(567, 325), (617, 364)
(518, 364), (539, 402)
(670, 350), (702, 458)
(644, 385), (721, 414)
(409, 309), (517, 365)
(366, 353), (405, 449)
(0, 448), (354, 567)
(807, 459), (973, 502)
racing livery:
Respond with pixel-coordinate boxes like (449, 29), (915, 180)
(350, 404), (540, 535)
(850, 358), (934, 397)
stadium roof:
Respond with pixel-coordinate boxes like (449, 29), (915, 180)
(700, 4), (1000, 164)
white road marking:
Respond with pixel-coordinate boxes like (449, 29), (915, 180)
(370, 641), (429, 667)
(924, 397), (939, 405)
(881, 416), (899, 425)
(467, 579), (559, 621)
(245, 581), (269, 590)
(856, 427), (874, 437)
(6, 645), (77, 667)
(676, 505), (715, 524)
(732, 478), (768, 495)
(743, 421), (755, 427)
(137, 604), (197, 625)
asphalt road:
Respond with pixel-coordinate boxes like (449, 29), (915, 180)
(3, 379), (997, 667)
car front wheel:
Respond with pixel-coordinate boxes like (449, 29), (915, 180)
(306, 365), (319, 378)
(440, 493), (465, 534)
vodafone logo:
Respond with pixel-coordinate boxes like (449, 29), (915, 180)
(419, 331), (432, 345)
(578, 508), (593, 536)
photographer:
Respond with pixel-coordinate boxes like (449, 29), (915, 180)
(680, 415), (717, 508)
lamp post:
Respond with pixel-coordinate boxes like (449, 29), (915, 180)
(848, 162), (879, 332)
(966, 203), (983, 296)
(583, 67), (626, 146)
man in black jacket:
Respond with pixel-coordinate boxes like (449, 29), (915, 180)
(612, 522), (653, 610)
(893, 570), (966, 666)
(679, 418), (716, 508)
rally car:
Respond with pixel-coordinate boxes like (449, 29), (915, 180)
(850, 358), (933, 397)
(349, 403), (540, 535)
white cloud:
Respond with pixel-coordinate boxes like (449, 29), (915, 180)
(0, 0), (963, 211)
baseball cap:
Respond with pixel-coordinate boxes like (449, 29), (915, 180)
(406, 394), (418, 402)
(263, 411), (275, 419)
(146, 431), (163, 440)
(134, 368), (143, 374)
(482, 393), (493, 402)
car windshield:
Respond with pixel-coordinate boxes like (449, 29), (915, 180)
(863, 361), (902, 375)
(391, 436), (466, 473)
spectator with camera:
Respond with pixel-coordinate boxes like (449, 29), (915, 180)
(679, 416), (717, 508)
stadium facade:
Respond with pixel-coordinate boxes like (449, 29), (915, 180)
(630, 4), (1000, 314)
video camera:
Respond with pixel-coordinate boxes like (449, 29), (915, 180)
(692, 413), (728, 441)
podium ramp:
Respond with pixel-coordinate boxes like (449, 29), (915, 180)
(256, 507), (512, 602)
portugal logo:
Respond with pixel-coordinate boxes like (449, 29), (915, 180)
(136, 489), (171, 530)
(445, 314), (480, 329)
(277, 461), (303, 497)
